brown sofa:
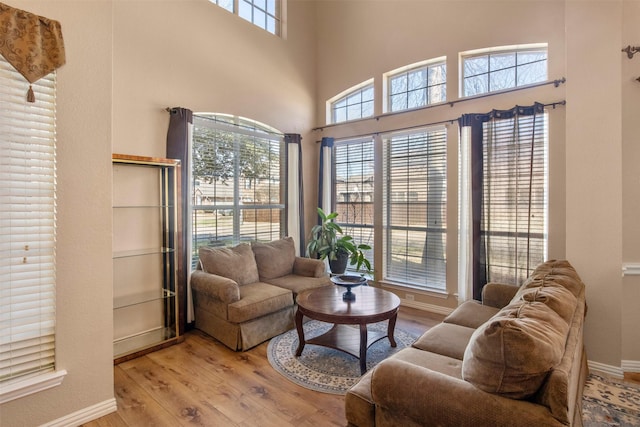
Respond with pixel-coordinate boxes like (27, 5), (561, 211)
(191, 237), (331, 351)
(346, 260), (588, 427)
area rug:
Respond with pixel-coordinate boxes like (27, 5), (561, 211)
(583, 373), (640, 426)
(267, 320), (417, 395)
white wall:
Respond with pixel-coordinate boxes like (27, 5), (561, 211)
(0, 1), (115, 426)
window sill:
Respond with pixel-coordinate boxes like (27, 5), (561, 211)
(0, 369), (67, 404)
(379, 280), (449, 299)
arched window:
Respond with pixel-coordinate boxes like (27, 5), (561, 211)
(461, 44), (547, 97)
(328, 80), (374, 124)
(384, 58), (446, 113)
(191, 114), (285, 262)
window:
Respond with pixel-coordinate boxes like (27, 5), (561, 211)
(333, 138), (375, 272)
(461, 45), (547, 97)
(191, 114), (285, 263)
(383, 127), (447, 290)
(479, 112), (548, 286)
(0, 58), (57, 386)
(386, 59), (446, 113)
(329, 82), (374, 124)
(209, 0), (282, 36)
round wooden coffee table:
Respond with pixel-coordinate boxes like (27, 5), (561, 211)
(294, 285), (401, 375)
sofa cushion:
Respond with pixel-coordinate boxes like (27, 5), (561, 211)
(199, 244), (259, 286)
(412, 323), (476, 361)
(516, 285), (577, 324)
(228, 282), (293, 323)
(251, 237), (296, 280)
(462, 301), (569, 399)
(443, 300), (500, 329)
(264, 274), (330, 298)
(517, 259), (584, 298)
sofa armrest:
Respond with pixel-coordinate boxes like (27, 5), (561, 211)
(190, 270), (241, 304)
(371, 359), (563, 427)
(481, 282), (519, 309)
(293, 256), (327, 278)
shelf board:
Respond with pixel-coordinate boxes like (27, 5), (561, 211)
(113, 247), (174, 259)
(114, 327), (177, 359)
(114, 288), (176, 309)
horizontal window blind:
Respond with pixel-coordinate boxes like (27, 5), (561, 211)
(480, 113), (547, 285)
(333, 138), (375, 272)
(383, 127), (447, 290)
(0, 57), (57, 382)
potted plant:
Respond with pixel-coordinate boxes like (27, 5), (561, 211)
(306, 207), (372, 275)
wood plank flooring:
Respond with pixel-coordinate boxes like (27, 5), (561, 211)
(82, 306), (443, 427)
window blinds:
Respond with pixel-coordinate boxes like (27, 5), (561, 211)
(333, 138), (375, 271)
(0, 57), (57, 382)
(383, 127), (447, 290)
(480, 113), (547, 285)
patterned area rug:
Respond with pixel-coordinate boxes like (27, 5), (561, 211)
(266, 320), (416, 395)
(583, 373), (640, 426)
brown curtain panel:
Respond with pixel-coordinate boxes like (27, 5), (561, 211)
(0, 2), (66, 101)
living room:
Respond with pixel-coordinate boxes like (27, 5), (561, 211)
(1, 0), (639, 426)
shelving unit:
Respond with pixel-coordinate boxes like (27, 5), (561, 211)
(112, 154), (181, 363)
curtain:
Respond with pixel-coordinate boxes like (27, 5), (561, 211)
(318, 137), (334, 219)
(285, 134), (305, 255)
(459, 103), (546, 300)
(0, 2), (65, 101)
(166, 107), (194, 327)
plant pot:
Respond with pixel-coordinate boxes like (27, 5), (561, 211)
(329, 252), (349, 274)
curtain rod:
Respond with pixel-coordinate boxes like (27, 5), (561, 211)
(312, 77), (566, 133)
(315, 100), (566, 142)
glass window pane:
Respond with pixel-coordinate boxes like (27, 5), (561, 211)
(267, 0), (276, 14)
(347, 91), (362, 105)
(428, 64), (446, 85)
(254, 0), (266, 10)
(517, 50), (547, 65)
(218, 0), (234, 12)
(333, 106), (346, 123)
(362, 100), (374, 118)
(407, 88), (426, 109)
(428, 84), (446, 104)
(408, 69), (426, 90)
(464, 55), (488, 77)
(390, 75), (407, 94)
(239, 1), (252, 21)
(464, 75), (488, 96)
(361, 85), (374, 102)
(266, 16), (276, 34)
(254, 9), (266, 28)
(489, 53), (516, 71)
(489, 68), (515, 91)
(517, 61), (547, 86)
(347, 103), (362, 120)
(390, 93), (407, 111)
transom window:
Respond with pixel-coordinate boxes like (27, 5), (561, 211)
(461, 45), (547, 97)
(191, 114), (285, 264)
(209, 0), (282, 36)
(329, 81), (374, 124)
(386, 59), (446, 113)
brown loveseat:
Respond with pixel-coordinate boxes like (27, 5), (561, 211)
(191, 237), (331, 351)
(346, 260), (588, 426)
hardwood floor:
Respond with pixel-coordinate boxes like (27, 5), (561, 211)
(82, 306), (444, 427)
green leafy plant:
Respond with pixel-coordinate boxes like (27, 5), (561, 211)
(306, 207), (372, 274)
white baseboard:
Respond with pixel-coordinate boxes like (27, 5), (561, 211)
(400, 298), (455, 316)
(588, 360), (624, 378)
(622, 359), (640, 373)
(42, 398), (117, 427)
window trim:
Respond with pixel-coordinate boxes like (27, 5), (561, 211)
(383, 57), (447, 114)
(459, 43), (548, 98)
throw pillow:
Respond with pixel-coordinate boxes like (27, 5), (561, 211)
(251, 237), (296, 280)
(462, 301), (568, 399)
(516, 285), (577, 324)
(199, 243), (259, 285)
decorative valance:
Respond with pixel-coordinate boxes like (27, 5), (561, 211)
(0, 2), (66, 102)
